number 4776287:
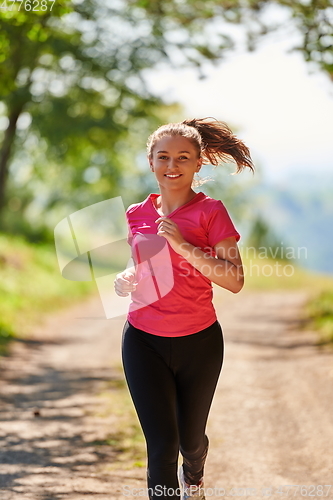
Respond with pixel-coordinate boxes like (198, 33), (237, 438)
(1, 0), (56, 11)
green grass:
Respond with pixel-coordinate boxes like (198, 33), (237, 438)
(0, 232), (96, 354)
(305, 289), (333, 344)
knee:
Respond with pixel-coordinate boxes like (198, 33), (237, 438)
(149, 437), (179, 464)
(180, 434), (208, 458)
(180, 442), (202, 458)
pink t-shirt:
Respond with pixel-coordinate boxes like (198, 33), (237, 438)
(125, 191), (240, 337)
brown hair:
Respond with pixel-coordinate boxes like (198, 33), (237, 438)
(147, 117), (254, 174)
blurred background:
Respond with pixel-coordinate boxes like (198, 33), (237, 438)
(1, 0), (333, 352)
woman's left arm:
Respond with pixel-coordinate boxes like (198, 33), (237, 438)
(176, 236), (244, 293)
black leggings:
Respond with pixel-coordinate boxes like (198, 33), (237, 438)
(121, 320), (224, 499)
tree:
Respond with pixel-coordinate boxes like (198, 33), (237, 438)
(128, 0), (333, 79)
(246, 215), (292, 261)
(0, 2), (177, 230)
(0, 0), (332, 235)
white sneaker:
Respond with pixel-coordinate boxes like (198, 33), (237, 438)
(178, 465), (205, 500)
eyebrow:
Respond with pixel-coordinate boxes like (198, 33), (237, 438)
(157, 150), (191, 154)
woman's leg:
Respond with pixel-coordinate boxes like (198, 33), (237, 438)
(121, 321), (181, 500)
(173, 321), (224, 485)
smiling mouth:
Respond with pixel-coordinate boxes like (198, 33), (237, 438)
(165, 174), (182, 178)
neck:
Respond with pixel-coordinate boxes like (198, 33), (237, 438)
(156, 187), (197, 215)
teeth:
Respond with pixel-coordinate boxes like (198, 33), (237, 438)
(166, 174), (181, 177)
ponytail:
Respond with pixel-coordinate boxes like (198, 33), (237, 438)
(182, 118), (254, 173)
(147, 117), (254, 174)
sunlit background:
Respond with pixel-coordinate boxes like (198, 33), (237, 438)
(1, 2), (333, 494)
(143, 29), (333, 275)
(1, 0), (333, 347)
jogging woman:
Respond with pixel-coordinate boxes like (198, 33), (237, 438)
(114, 118), (254, 500)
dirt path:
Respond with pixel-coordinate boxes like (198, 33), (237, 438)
(0, 289), (332, 500)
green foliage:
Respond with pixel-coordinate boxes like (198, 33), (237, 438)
(0, 320), (14, 356)
(279, 0), (333, 79)
(129, 0), (333, 79)
(0, 0), (183, 235)
(0, 231), (95, 353)
(1, 0), (332, 242)
(306, 289), (333, 344)
(246, 215), (291, 261)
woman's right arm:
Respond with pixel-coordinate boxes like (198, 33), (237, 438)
(114, 258), (138, 297)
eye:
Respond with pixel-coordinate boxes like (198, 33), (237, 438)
(179, 156), (189, 160)
(158, 155), (168, 160)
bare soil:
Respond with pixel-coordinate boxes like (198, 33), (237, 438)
(0, 289), (332, 500)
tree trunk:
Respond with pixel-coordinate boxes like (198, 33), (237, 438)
(0, 106), (23, 215)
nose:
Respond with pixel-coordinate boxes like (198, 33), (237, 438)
(167, 158), (179, 170)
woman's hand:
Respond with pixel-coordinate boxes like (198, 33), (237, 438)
(114, 269), (138, 297)
(155, 217), (187, 252)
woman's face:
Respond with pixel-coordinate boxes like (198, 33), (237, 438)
(149, 135), (202, 191)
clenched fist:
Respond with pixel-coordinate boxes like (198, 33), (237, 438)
(114, 269), (138, 297)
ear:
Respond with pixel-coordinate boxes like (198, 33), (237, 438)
(148, 157), (154, 172)
(196, 157), (203, 171)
